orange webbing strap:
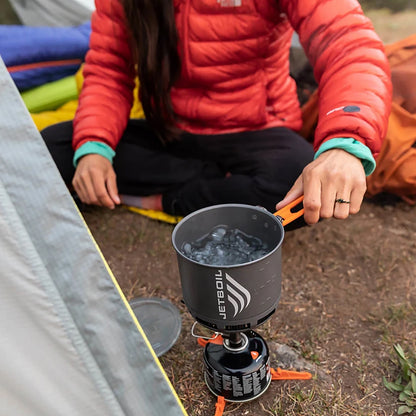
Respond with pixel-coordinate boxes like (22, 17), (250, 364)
(197, 337), (209, 347)
(214, 396), (226, 416)
(197, 334), (224, 347)
(271, 367), (312, 380)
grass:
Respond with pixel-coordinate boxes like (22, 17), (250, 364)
(383, 344), (416, 414)
(259, 382), (383, 416)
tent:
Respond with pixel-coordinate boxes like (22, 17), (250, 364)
(0, 57), (187, 416)
(8, 0), (94, 26)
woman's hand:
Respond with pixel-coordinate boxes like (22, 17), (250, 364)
(275, 149), (367, 225)
(72, 154), (120, 209)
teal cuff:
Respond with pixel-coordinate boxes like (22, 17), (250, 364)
(314, 138), (376, 176)
(73, 141), (116, 167)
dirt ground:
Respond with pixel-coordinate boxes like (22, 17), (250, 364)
(81, 192), (416, 416)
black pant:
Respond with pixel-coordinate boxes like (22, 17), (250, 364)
(41, 119), (314, 217)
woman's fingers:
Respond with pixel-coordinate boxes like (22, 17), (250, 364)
(281, 148), (367, 225)
(105, 172), (120, 206)
(302, 172), (324, 224)
(275, 176), (304, 212)
(72, 154), (120, 209)
(333, 194), (352, 219)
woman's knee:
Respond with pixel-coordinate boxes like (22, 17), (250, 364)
(40, 121), (75, 183)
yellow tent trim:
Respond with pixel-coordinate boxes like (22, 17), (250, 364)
(125, 206), (182, 225)
(72, 201), (188, 415)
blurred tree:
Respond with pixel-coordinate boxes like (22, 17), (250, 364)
(359, 0), (415, 12)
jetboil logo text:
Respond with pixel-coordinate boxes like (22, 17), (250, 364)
(215, 270), (252, 319)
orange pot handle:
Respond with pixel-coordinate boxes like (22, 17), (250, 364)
(274, 196), (304, 226)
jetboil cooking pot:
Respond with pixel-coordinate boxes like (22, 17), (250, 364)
(172, 196), (303, 332)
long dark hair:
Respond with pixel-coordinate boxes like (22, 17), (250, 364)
(120, 0), (181, 142)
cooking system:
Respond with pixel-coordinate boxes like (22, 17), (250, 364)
(172, 196), (307, 402)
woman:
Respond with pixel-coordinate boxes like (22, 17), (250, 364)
(42, 0), (392, 225)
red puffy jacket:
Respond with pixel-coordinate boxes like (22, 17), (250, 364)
(73, 0), (392, 158)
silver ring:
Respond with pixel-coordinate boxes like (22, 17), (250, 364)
(335, 198), (351, 204)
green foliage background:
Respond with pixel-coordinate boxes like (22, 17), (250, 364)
(359, 0), (415, 12)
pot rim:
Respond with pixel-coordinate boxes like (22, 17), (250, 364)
(172, 203), (284, 268)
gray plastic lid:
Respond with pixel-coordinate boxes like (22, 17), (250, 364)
(129, 297), (182, 357)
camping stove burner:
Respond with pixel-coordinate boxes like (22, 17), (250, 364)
(223, 332), (248, 352)
(203, 330), (271, 402)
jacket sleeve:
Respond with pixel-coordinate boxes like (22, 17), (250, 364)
(72, 0), (136, 151)
(280, 0), (392, 158)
